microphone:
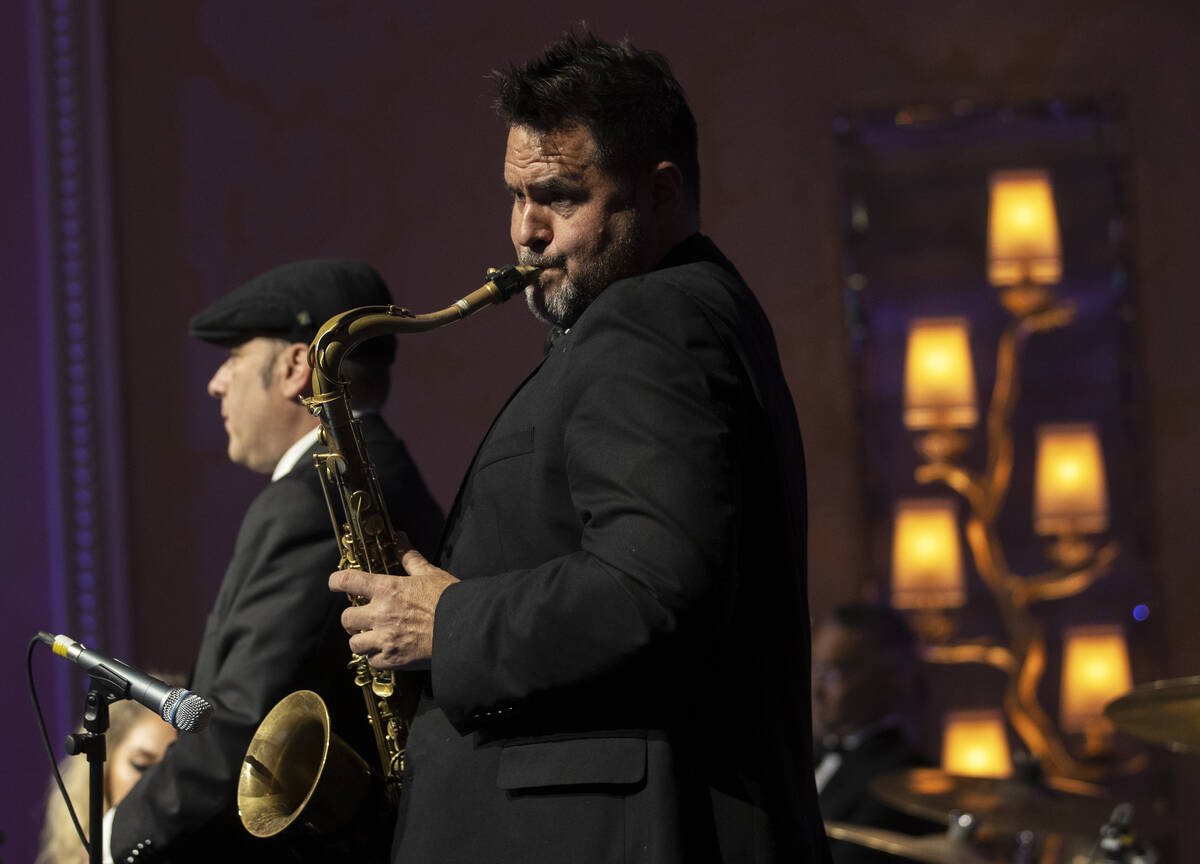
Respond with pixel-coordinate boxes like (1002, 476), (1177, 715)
(38, 632), (213, 733)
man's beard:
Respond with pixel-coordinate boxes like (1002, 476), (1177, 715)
(520, 216), (646, 330)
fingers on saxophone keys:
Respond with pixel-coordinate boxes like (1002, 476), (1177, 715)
(330, 567), (372, 596)
(347, 630), (373, 657)
(341, 602), (372, 635)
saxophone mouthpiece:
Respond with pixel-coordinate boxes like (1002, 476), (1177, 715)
(486, 265), (544, 300)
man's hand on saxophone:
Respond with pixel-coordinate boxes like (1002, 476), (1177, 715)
(329, 547), (460, 671)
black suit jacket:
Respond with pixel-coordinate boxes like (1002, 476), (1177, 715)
(391, 236), (831, 863)
(818, 728), (940, 864)
(111, 414), (443, 862)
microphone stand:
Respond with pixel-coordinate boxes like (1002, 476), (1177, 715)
(65, 679), (122, 864)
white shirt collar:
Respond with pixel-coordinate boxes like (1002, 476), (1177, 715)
(272, 426), (321, 482)
(822, 715), (905, 753)
(815, 718), (905, 794)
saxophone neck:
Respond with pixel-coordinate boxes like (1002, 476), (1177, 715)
(306, 305), (400, 401)
(306, 265), (542, 400)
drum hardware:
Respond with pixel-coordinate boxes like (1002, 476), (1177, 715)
(868, 768), (1168, 842)
(824, 813), (998, 864)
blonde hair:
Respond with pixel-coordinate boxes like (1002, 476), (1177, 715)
(36, 677), (183, 864)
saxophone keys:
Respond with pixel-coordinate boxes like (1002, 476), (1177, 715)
(372, 670), (396, 698)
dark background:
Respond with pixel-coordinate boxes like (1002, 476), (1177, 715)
(4, 1), (1198, 861)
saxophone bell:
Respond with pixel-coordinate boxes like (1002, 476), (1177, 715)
(237, 690), (379, 838)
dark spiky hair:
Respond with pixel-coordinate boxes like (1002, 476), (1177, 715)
(492, 29), (700, 202)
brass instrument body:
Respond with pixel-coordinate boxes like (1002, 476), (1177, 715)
(237, 265), (541, 838)
(307, 418), (412, 800)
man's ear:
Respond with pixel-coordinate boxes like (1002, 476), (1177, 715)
(648, 160), (684, 216)
(278, 342), (312, 400)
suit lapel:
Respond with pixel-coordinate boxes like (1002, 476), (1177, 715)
(818, 755), (858, 821)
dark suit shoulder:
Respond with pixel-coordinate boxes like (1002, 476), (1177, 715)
(243, 462), (329, 530)
(603, 255), (747, 316)
(570, 266), (747, 373)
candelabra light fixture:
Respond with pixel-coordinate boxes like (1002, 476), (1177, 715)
(942, 709), (1014, 779)
(892, 169), (1131, 782)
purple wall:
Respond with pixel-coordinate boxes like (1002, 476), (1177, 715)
(6, 1), (1200, 861)
(0, 2), (70, 861)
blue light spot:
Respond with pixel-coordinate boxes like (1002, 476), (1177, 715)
(1132, 604), (1149, 621)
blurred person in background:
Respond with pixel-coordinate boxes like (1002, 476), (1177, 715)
(812, 604), (939, 862)
(37, 686), (180, 864)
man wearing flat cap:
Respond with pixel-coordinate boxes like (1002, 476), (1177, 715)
(105, 260), (443, 863)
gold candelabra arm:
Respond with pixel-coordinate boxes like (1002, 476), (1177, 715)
(964, 514), (1003, 582)
(978, 302), (1075, 521)
(922, 641), (1017, 674)
(1004, 628), (1088, 777)
(1015, 540), (1120, 605)
(1024, 301), (1077, 333)
(914, 462), (985, 511)
(961, 496), (1119, 781)
(980, 320), (1022, 520)
(1004, 626), (1146, 781)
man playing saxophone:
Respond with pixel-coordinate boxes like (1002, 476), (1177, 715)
(105, 260), (443, 863)
(329, 32), (832, 864)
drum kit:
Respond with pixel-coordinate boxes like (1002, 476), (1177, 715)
(824, 676), (1200, 863)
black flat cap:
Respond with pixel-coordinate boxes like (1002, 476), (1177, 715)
(189, 259), (397, 364)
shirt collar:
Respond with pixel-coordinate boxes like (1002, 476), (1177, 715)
(271, 426), (321, 482)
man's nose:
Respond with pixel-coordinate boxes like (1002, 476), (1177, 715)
(207, 363), (228, 398)
(514, 203), (552, 251)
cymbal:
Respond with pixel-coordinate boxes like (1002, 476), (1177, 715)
(869, 768), (1130, 838)
(824, 821), (997, 864)
(1105, 676), (1200, 753)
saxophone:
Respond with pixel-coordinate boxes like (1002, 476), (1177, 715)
(237, 265), (541, 839)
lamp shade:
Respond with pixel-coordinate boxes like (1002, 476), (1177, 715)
(942, 710), (1012, 778)
(1060, 625), (1132, 732)
(903, 318), (978, 430)
(1034, 423), (1109, 535)
(987, 170), (1062, 286)
(891, 499), (965, 609)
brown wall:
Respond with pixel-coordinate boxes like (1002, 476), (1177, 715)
(102, 0), (1199, 853)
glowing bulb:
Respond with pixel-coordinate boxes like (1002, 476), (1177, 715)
(1059, 460), (1081, 482)
(1060, 625), (1132, 732)
(943, 710), (1012, 778)
(914, 535), (938, 559)
(1034, 424), (1108, 536)
(987, 170), (1062, 286)
(903, 319), (977, 430)
(891, 499), (965, 609)
(924, 350), (951, 375)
